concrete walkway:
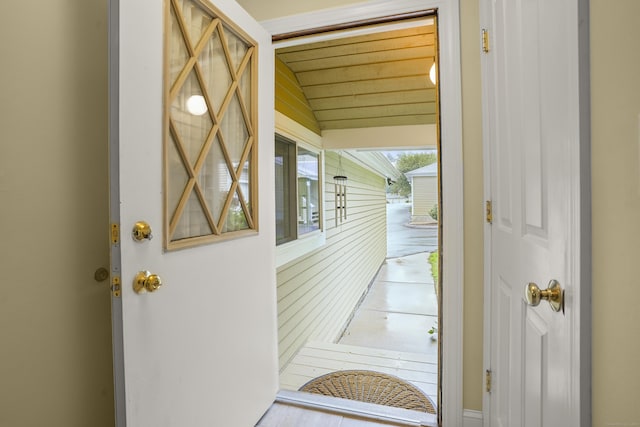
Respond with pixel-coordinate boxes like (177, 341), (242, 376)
(338, 203), (439, 356)
(338, 252), (438, 357)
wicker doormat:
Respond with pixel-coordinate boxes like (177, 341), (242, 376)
(299, 370), (436, 414)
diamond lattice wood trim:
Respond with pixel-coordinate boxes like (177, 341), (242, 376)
(163, 0), (258, 249)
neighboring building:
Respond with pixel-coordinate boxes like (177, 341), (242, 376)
(405, 163), (438, 223)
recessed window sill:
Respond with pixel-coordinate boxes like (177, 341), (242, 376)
(276, 230), (325, 268)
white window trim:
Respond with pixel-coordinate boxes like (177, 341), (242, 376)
(275, 111), (326, 268)
(275, 111), (322, 150)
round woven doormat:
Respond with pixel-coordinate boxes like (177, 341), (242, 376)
(299, 370), (436, 414)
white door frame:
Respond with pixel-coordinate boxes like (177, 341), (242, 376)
(479, 0), (592, 424)
(262, 1), (465, 425)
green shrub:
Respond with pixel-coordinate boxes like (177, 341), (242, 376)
(429, 204), (438, 220)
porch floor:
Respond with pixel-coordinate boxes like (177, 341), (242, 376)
(279, 341), (437, 405)
(279, 251), (438, 407)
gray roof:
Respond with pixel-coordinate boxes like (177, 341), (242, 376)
(404, 162), (438, 177)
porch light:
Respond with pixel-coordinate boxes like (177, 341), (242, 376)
(429, 62), (437, 85)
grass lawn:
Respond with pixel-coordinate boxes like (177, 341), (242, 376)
(428, 251), (438, 283)
(427, 250), (440, 339)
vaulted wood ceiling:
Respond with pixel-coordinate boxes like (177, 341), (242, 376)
(276, 23), (437, 131)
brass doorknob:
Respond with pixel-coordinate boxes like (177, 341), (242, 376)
(133, 270), (163, 294)
(525, 280), (563, 312)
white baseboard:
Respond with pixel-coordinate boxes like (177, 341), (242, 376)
(463, 409), (483, 427)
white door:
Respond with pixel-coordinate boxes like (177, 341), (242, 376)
(109, 0), (278, 426)
(481, 0), (590, 426)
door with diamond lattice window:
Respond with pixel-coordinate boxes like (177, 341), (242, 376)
(109, 0), (278, 425)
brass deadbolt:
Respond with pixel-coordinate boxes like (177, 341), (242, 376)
(132, 221), (153, 241)
(133, 270), (163, 294)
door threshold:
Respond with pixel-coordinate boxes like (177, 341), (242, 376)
(275, 389), (437, 427)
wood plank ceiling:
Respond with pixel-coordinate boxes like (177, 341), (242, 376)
(276, 23), (437, 131)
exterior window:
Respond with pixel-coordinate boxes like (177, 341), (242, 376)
(275, 136), (296, 245)
(275, 134), (321, 245)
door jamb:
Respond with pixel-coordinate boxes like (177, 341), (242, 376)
(261, 1), (465, 425)
(479, 0), (492, 424)
(108, 0), (126, 425)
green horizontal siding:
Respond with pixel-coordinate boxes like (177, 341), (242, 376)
(275, 58), (321, 135)
(412, 176), (438, 217)
(277, 152), (387, 369)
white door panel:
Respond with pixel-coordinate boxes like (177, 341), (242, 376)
(110, 0), (278, 426)
(482, 0), (590, 426)
(523, 308), (546, 427)
(494, 277), (514, 427)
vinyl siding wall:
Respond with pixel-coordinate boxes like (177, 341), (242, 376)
(277, 152), (388, 369)
(412, 176), (438, 219)
(275, 58), (321, 135)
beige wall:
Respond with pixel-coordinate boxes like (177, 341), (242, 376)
(591, 1), (640, 424)
(459, 0), (484, 412)
(0, 1), (114, 426)
(236, 0), (363, 22)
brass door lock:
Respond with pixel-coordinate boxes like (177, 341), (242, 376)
(133, 271), (163, 294)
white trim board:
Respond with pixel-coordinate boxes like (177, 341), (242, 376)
(261, 1), (465, 426)
(276, 390), (437, 427)
(463, 410), (483, 427)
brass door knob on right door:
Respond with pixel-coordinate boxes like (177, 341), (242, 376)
(525, 280), (564, 313)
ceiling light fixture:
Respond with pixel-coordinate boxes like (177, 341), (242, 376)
(429, 62), (437, 85)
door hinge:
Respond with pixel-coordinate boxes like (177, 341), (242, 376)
(482, 29), (490, 53)
(111, 276), (121, 297)
(486, 200), (493, 224)
(485, 369), (492, 393)
(111, 223), (120, 244)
